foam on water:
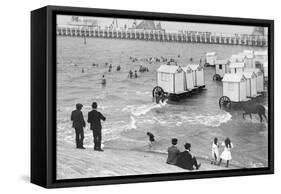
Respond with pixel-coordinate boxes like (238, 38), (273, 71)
(122, 100), (167, 117)
(137, 111), (232, 128)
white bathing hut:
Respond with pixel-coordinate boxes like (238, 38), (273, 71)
(245, 68), (264, 92)
(187, 64), (205, 87)
(242, 71), (258, 97)
(182, 66), (195, 90)
(229, 54), (246, 63)
(222, 74), (247, 102)
(205, 52), (217, 66)
(214, 59), (230, 78)
(263, 61), (268, 80)
(229, 62), (245, 74)
(239, 52), (255, 68)
(157, 65), (185, 94)
(254, 50), (268, 69)
(243, 50), (254, 55)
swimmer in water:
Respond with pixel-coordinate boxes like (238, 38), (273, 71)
(101, 75), (106, 85)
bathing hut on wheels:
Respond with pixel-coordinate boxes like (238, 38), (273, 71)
(229, 62), (245, 74)
(242, 71), (258, 98)
(213, 59), (230, 81)
(182, 66), (195, 90)
(205, 52), (217, 67)
(152, 64), (205, 102)
(153, 65), (185, 102)
(219, 73), (248, 108)
(188, 64), (205, 88)
(245, 68), (264, 93)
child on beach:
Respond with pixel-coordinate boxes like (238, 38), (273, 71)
(146, 132), (155, 149)
(218, 137), (233, 168)
(211, 137), (219, 165)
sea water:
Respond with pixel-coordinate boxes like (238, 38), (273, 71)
(57, 37), (268, 169)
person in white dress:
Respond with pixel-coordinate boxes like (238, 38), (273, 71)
(218, 137), (233, 168)
(211, 137), (219, 165)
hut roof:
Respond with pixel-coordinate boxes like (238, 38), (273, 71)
(157, 65), (183, 74)
(206, 52), (217, 56)
(229, 62), (245, 68)
(243, 71), (257, 79)
(181, 66), (193, 73)
(187, 64), (202, 70)
(243, 50), (254, 55)
(230, 54), (246, 59)
(244, 68), (262, 74)
(222, 73), (246, 82)
(215, 59), (229, 65)
(254, 50), (267, 56)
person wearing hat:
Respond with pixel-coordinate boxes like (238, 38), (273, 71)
(71, 103), (86, 149)
(87, 102), (106, 151)
(166, 138), (180, 165)
(176, 143), (201, 170)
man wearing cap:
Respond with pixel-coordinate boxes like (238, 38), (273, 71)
(87, 102), (106, 151)
(166, 138), (180, 165)
(176, 143), (201, 170)
(71, 103), (86, 149)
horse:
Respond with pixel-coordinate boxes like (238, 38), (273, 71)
(242, 104), (267, 123)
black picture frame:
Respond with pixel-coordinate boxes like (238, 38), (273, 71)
(31, 5), (274, 188)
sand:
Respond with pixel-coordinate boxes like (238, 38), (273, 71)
(57, 142), (243, 180)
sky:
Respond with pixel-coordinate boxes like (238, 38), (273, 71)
(57, 15), (264, 35)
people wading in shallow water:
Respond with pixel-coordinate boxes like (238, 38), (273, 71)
(211, 137), (219, 165)
(71, 103), (86, 149)
(87, 102), (106, 151)
(101, 75), (106, 85)
(218, 137), (233, 168)
(81, 68), (84, 73)
(128, 70), (133, 78)
(134, 70), (138, 78)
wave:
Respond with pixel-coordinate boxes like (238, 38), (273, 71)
(122, 100), (167, 117)
(137, 111), (232, 128)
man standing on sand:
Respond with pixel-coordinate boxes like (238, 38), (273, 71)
(87, 102), (106, 151)
(71, 103), (86, 149)
(166, 138), (180, 165)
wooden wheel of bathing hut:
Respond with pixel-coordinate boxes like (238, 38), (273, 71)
(219, 96), (231, 109)
(152, 86), (165, 98)
(213, 74), (222, 81)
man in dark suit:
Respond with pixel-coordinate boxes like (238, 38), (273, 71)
(87, 102), (106, 151)
(167, 138), (180, 165)
(71, 103), (86, 149)
(176, 143), (201, 170)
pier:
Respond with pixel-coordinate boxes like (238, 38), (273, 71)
(56, 26), (268, 47)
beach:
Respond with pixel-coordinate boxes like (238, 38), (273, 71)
(57, 140), (242, 179)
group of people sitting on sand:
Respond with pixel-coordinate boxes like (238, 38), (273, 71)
(166, 138), (201, 170)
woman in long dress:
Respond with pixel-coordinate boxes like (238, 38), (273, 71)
(211, 137), (219, 165)
(218, 137), (233, 168)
